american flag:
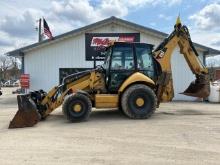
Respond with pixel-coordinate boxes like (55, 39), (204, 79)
(43, 18), (53, 39)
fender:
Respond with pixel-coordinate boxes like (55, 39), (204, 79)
(118, 72), (155, 93)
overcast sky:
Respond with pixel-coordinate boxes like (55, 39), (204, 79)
(0, 0), (220, 59)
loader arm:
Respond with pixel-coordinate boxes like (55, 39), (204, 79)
(9, 68), (106, 128)
(153, 22), (210, 103)
(39, 69), (105, 117)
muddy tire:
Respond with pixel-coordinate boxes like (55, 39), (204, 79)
(121, 84), (157, 119)
(62, 93), (92, 122)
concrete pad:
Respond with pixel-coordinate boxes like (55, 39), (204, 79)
(0, 87), (220, 165)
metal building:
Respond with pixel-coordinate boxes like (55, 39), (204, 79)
(7, 16), (220, 100)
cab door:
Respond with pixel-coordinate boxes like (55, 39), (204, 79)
(135, 44), (157, 81)
(107, 43), (135, 93)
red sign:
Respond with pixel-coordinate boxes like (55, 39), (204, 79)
(91, 37), (118, 47)
(91, 36), (135, 47)
(85, 33), (140, 61)
(118, 36), (135, 42)
(20, 74), (30, 89)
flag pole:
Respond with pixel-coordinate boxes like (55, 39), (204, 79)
(38, 18), (42, 42)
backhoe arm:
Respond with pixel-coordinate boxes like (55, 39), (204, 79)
(153, 22), (210, 103)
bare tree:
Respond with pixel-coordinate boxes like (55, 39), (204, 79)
(8, 56), (21, 80)
(0, 55), (13, 80)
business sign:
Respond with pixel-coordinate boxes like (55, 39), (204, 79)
(20, 74), (30, 89)
(85, 33), (140, 61)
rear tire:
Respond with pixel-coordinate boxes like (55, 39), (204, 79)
(62, 93), (92, 122)
(121, 84), (157, 119)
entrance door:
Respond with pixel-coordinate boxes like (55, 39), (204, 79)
(108, 43), (135, 93)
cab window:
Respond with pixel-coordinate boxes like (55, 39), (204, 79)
(103, 47), (112, 70)
(136, 45), (155, 78)
(111, 45), (134, 70)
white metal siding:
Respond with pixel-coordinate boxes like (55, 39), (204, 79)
(171, 48), (204, 100)
(25, 35), (93, 91)
(24, 22), (205, 101)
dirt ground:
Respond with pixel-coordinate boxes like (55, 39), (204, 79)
(0, 87), (220, 165)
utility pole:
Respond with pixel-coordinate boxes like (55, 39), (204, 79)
(38, 18), (42, 42)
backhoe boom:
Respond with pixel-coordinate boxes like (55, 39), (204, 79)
(153, 20), (210, 102)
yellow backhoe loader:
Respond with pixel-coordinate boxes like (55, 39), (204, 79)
(9, 18), (210, 128)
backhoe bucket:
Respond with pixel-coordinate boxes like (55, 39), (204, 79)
(181, 74), (210, 98)
(9, 94), (40, 129)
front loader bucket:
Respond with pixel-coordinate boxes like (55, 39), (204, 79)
(9, 94), (40, 129)
(181, 74), (210, 98)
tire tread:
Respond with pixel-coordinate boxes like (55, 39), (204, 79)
(62, 93), (92, 122)
(121, 84), (157, 119)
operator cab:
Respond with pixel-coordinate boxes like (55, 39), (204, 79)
(103, 42), (158, 93)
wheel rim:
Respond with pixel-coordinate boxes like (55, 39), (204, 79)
(136, 98), (145, 107)
(69, 101), (85, 117)
(73, 104), (82, 112)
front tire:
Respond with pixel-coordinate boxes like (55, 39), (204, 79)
(121, 84), (157, 119)
(62, 93), (92, 122)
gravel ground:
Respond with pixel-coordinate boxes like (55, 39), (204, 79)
(0, 87), (220, 165)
